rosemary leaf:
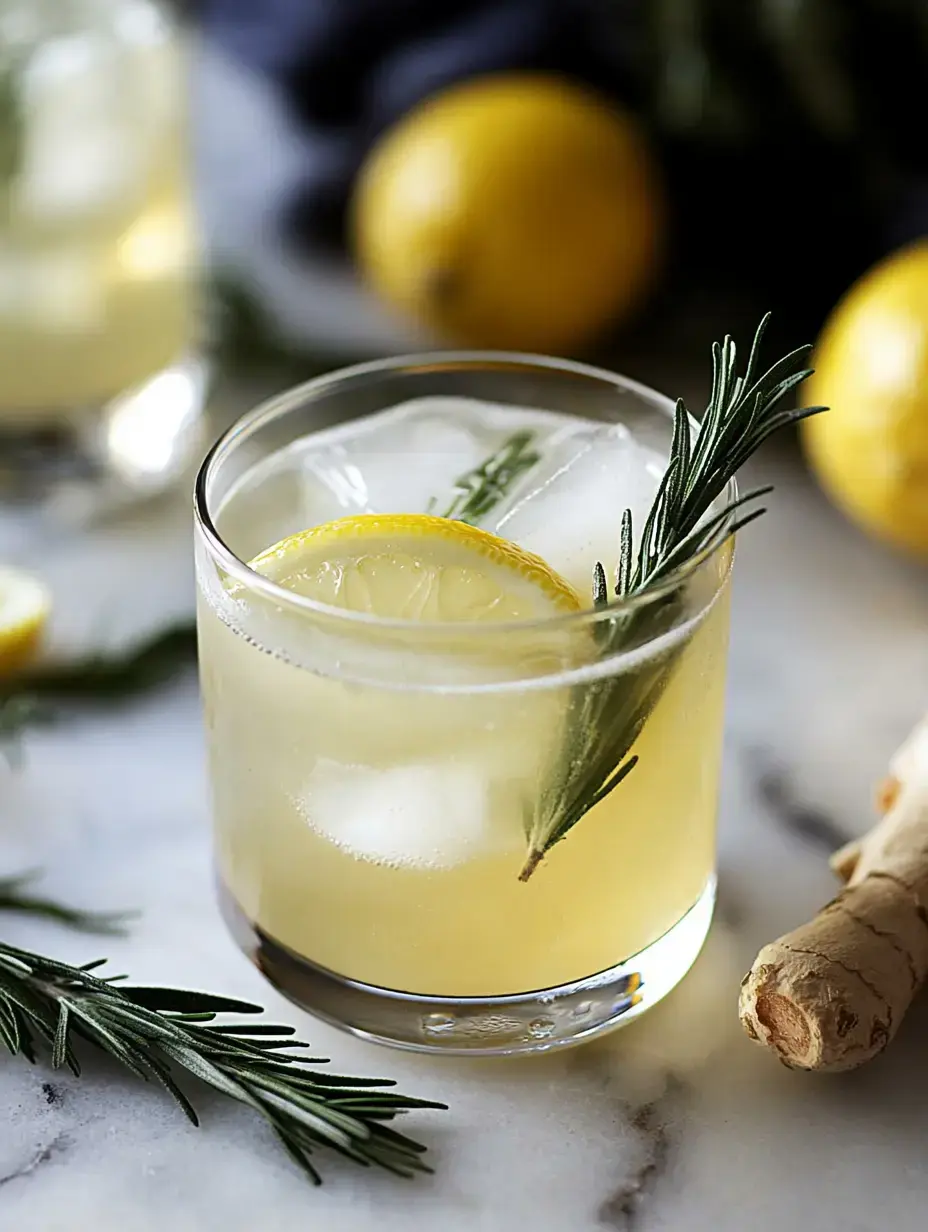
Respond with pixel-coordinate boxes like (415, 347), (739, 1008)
(437, 430), (541, 524)
(592, 561), (608, 607)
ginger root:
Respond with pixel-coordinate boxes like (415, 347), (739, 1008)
(739, 716), (928, 1071)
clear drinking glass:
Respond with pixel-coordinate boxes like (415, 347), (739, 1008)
(0, 0), (205, 499)
(194, 354), (733, 1055)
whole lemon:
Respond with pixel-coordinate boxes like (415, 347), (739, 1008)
(803, 241), (928, 555)
(352, 74), (664, 353)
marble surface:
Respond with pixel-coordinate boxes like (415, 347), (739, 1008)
(3, 424), (928, 1232)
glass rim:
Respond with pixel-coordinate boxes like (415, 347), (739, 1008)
(193, 349), (736, 636)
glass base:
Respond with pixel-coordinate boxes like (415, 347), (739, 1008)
(0, 353), (209, 506)
(218, 876), (716, 1056)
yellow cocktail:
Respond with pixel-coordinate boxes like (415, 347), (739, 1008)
(196, 357), (732, 1052)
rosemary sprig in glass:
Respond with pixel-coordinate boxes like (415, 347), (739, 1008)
(0, 936), (444, 1183)
(435, 429), (540, 523)
(437, 317), (825, 879)
(519, 315), (825, 878)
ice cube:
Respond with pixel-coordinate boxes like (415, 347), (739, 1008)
(17, 39), (147, 225)
(293, 757), (521, 869)
(297, 397), (564, 520)
(220, 397), (664, 587)
(213, 399), (496, 562)
(494, 423), (665, 596)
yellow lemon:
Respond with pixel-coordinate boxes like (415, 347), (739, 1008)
(0, 566), (50, 677)
(249, 513), (581, 621)
(803, 241), (928, 555)
(352, 74), (664, 354)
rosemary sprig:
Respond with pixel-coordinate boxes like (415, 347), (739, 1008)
(436, 430), (541, 523)
(0, 621), (198, 748)
(0, 871), (130, 934)
(517, 314), (826, 878)
(0, 941), (444, 1183)
(5, 620), (198, 702)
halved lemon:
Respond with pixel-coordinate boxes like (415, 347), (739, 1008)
(0, 566), (51, 677)
(248, 513), (581, 622)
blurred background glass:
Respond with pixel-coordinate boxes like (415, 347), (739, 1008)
(0, 0), (203, 503)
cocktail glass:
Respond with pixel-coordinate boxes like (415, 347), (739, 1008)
(195, 353), (733, 1054)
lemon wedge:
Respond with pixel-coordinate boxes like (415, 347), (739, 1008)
(248, 514), (581, 622)
(0, 566), (51, 677)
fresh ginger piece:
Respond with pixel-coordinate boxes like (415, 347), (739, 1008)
(740, 716), (928, 1071)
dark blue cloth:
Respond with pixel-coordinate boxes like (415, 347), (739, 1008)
(201, 0), (634, 245)
(202, 0), (631, 128)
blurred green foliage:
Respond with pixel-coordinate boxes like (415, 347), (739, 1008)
(600, 0), (928, 327)
(643, 0), (927, 164)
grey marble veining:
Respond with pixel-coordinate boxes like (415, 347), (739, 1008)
(2, 432), (928, 1231)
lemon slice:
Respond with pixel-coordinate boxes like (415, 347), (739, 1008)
(248, 513), (581, 622)
(0, 566), (51, 677)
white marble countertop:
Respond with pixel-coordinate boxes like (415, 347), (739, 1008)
(3, 424), (928, 1232)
